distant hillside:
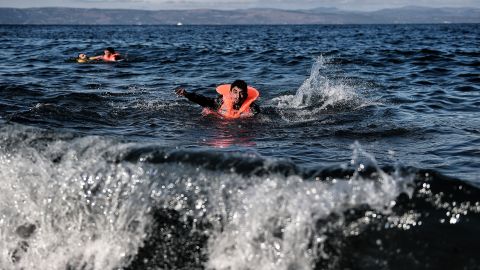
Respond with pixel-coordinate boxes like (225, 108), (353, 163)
(0, 6), (479, 25)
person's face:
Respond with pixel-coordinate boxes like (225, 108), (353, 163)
(230, 86), (247, 105)
(79, 54), (87, 59)
(104, 50), (111, 56)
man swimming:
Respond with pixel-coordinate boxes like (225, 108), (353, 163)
(175, 80), (260, 119)
(91, 47), (122, 62)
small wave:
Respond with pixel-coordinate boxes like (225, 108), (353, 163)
(0, 83), (45, 101)
(8, 102), (112, 127)
(333, 127), (412, 138)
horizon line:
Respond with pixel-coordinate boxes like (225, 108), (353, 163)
(0, 5), (478, 13)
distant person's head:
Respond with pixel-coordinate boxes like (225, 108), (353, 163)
(230, 80), (248, 106)
(77, 53), (88, 63)
(104, 47), (115, 56)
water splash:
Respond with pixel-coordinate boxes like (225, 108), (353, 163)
(0, 125), (415, 270)
(269, 56), (363, 122)
(0, 126), (154, 270)
(205, 142), (414, 270)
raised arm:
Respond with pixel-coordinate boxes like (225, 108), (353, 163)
(175, 88), (222, 111)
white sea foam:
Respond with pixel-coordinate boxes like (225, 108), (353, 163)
(0, 125), (414, 270)
(205, 142), (413, 270)
(269, 56), (367, 122)
(0, 127), (153, 270)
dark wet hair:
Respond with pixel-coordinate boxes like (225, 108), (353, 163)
(230, 80), (248, 94)
(106, 47), (115, 53)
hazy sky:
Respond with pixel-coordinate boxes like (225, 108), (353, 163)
(0, 0), (478, 11)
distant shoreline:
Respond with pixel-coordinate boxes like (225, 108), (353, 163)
(1, 7), (479, 25)
(1, 23), (479, 26)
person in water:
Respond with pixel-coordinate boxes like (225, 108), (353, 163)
(76, 53), (92, 63)
(175, 80), (260, 119)
(91, 47), (122, 62)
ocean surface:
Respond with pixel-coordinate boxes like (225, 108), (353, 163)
(0, 24), (479, 270)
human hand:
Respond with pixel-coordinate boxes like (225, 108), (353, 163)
(175, 87), (187, 97)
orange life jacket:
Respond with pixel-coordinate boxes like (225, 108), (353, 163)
(213, 84), (260, 119)
(102, 53), (120, 61)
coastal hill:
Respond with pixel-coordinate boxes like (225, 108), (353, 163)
(1, 6), (479, 25)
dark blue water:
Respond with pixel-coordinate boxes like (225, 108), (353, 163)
(0, 25), (479, 270)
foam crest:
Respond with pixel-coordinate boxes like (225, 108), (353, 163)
(205, 143), (413, 270)
(0, 125), (415, 270)
(0, 127), (153, 270)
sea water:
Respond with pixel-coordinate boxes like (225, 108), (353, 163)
(0, 24), (479, 269)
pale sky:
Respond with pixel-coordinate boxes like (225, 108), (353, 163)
(0, 0), (478, 11)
